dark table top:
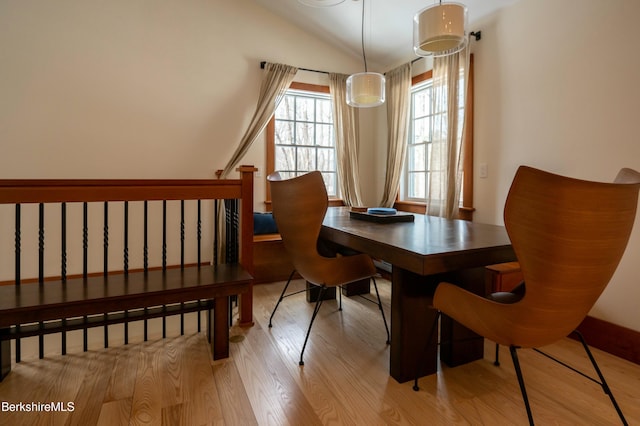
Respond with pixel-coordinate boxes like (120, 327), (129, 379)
(320, 207), (515, 276)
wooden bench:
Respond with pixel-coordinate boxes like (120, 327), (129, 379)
(0, 167), (256, 381)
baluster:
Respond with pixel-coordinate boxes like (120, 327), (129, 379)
(38, 203), (44, 359)
(39, 203), (44, 283)
(197, 199), (202, 266)
(224, 199), (239, 263)
(162, 200), (167, 338)
(103, 202), (109, 277)
(214, 200), (218, 265)
(124, 201), (129, 345)
(61, 203), (67, 356)
(143, 201), (149, 272)
(180, 200), (185, 335)
(103, 202), (108, 349)
(15, 204), (21, 363)
(82, 202), (88, 352)
(143, 201), (148, 341)
(162, 200), (167, 270)
(124, 201), (129, 275)
(225, 200), (239, 326)
(61, 203), (67, 281)
(197, 199), (202, 332)
(181, 200), (185, 269)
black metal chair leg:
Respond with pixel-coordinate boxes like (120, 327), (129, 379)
(413, 311), (441, 391)
(299, 286), (327, 366)
(509, 345), (535, 425)
(573, 331), (628, 425)
(371, 277), (390, 345)
(268, 269), (296, 328)
(495, 343), (500, 366)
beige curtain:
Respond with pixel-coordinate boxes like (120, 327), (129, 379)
(427, 45), (471, 219)
(217, 62), (297, 263)
(329, 73), (363, 207)
(379, 63), (412, 208)
(219, 62), (298, 178)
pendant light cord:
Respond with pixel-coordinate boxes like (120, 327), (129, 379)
(360, 0), (368, 72)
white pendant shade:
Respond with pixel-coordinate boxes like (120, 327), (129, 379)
(414, 2), (468, 57)
(346, 72), (385, 108)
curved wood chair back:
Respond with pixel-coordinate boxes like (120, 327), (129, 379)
(267, 171), (375, 287)
(502, 166), (640, 346)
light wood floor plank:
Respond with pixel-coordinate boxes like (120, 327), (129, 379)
(181, 333), (225, 426)
(0, 278), (638, 425)
(211, 358), (258, 426)
(130, 340), (165, 426)
(103, 345), (139, 403)
(65, 349), (117, 426)
(96, 397), (132, 426)
(230, 321), (324, 426)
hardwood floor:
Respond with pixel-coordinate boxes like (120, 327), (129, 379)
(1, 278), (639, 425)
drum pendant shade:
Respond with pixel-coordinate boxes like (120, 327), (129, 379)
(414, 2), (468, 57)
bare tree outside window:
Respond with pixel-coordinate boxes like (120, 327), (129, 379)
(404, 76), (464, 203)
(274, 90), (338, 196)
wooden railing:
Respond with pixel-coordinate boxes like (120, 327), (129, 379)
(0, 166), (255, 378)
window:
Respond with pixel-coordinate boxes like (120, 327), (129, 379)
(398, 65), (474, 220)
(405, 76), (435, 201)
(269, 83), (338, 197)
(404, 72), (465, 201)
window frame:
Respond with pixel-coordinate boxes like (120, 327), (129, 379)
(394, 57), (475, 221)
(265, 82), (343, 210)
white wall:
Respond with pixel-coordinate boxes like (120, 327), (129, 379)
(472, 0), (640, 331)
(0, 0), (363, 210)
(0, 0), (363, 279)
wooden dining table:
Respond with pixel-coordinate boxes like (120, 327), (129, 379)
(320, 207), (516, 383)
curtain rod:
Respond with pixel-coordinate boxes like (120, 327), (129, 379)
(260, 61), (330, 75)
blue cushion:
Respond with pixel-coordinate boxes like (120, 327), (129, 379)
(253, 212), (278, 235)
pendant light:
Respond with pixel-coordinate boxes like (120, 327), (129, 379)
(414, 1), (468, 57)
(346, 0), (385, 108)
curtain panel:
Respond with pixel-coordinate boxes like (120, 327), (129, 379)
(220, 63), (298, 179)
(329, 73), (364, 207)
(427, 45), (471, 219)
(379, 63), (412, 208)
(217, 62), (297, 262)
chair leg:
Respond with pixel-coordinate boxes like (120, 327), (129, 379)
(509, 345), (535, 425)
(495, 343), (500, 366)
(371, 277), (390, 345)
(573, 331), (628, 425)
(413, 311), (441, 391)
(299, 286), (327, 366)
(268, 270), (296, 328)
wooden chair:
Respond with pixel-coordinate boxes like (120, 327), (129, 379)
(488, 166), (640, 368)
(414, 166), (640, 425)
(267, 171), (390, 366)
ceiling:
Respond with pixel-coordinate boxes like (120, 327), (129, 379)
(253, 0), (519, 71)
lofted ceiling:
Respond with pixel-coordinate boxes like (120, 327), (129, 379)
(252, 0), (519, 71)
